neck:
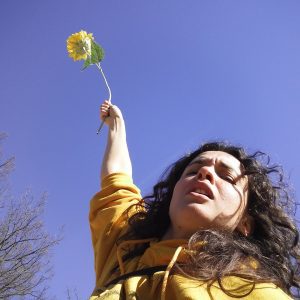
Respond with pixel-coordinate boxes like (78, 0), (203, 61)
(161, 226), (191, 240)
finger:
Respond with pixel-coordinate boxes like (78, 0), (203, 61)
(100, 110), (109, 117)
(103, 100), (112, 106)
(103, 110), (110, 117)
(100, 104), (111, 113)
(100, 106), (111, 116)
(100, 106), (109, 112)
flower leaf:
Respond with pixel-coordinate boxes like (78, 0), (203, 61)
(90, 41), (105, 64)
(81, 58), (91, 70)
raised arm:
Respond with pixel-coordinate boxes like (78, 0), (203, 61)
(100, 100), (132, 180)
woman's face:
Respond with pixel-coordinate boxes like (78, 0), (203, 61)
(165, 151), (250, 240)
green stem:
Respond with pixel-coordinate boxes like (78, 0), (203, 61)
(95, 63), (111, 134)
(83, 47), (112, 134)
(95, 63), (112, 103)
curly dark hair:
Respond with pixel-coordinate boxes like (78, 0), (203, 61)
(119, 142), (300, 298)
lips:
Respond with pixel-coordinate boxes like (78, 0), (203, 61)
(187, 182), (213, 200)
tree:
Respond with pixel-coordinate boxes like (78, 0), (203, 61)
(66, 287), (81, 300)
(0, 134), (61, 299)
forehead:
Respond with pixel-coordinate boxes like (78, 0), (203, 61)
(190, 151), (243, 172)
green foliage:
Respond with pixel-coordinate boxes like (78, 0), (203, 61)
(82, 41), (105, 70)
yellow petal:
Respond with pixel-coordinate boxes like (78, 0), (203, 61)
(66, 30), (94, 61)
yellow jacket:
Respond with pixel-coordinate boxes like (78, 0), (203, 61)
(89, 173), (292, 300)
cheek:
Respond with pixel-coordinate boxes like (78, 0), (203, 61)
(168, 197), (180, 229)
(172, 179), (188, 198)
(169, 181), (187, 219)
(217, 184), (246, 215)
(170, 183), (183, 211)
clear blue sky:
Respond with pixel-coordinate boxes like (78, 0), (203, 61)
(1, 1), (300, 298)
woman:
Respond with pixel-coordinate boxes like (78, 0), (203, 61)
(89, 101), (299, 299)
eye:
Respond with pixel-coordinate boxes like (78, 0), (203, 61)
(223, 176), (233, 182)
(218, 171), (235, 184)
(185, 170), (198, 176)
(221, 175), (236, 184)
(184, 168), (198, 176)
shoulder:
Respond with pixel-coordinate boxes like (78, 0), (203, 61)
(249, 283), (292, 300)
(205, 276), (293, 300)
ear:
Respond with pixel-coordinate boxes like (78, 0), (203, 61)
(236, 213), (254, 237)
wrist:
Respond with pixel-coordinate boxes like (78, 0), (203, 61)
(108, 116), (126, 135)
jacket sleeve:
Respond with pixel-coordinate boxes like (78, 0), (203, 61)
(89, 172), (142, 286)
(248, 285), (293, 300)
(209, 275), (293, 300)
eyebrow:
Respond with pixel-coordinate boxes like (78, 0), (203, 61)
(188, 158), (240, 175)
(219, 161), (239, 174)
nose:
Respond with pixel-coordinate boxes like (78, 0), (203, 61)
(197, 166), (215, 184)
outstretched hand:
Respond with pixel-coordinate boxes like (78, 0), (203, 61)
(100, 100), (123, 127)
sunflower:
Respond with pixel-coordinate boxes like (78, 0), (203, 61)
(66, 30), (94, 61)
(67, 30), (111, 134)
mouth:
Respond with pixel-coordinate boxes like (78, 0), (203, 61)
(192, 188), (210, 197)
(188, 185), (213, 200)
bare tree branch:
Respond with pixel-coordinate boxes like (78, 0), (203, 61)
(66, 288), (81, 300)
(0, 134), (61, 299)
